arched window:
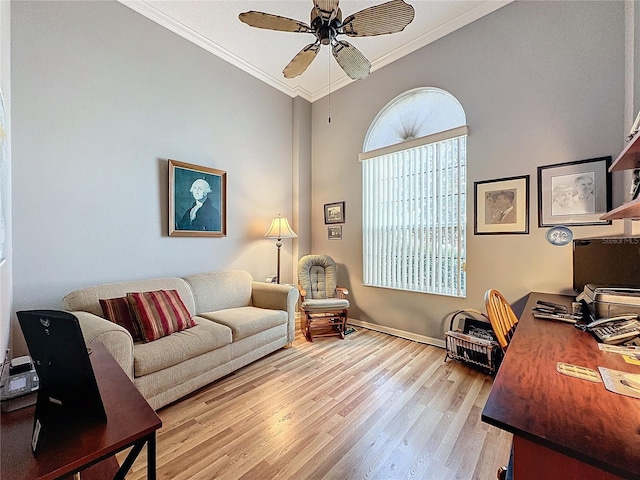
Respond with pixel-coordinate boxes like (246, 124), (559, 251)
(360, 88), (468, 297)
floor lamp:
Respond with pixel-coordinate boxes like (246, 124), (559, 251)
(264, 215), (297, 284)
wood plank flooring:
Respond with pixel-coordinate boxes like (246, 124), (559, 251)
(119, 326), (512, 480)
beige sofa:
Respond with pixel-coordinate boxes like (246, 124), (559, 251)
(62, 270), (298, 410)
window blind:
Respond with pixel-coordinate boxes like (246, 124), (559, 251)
(362, 133), (467, 297)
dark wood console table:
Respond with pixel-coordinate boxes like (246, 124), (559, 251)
(1, 342), (161, 480)
(482, 292), (640, 480)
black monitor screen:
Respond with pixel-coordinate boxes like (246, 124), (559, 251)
(573, 237), (640, 292)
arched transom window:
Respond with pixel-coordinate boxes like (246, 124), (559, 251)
(360, 87), (468, 297)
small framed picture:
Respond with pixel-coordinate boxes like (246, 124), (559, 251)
(474, 175), (530, 235)
(328, 225), (342, 240)
(169, 159), (227, 237)
(324, 201), (345, 224)
(537, 156), (611, 227)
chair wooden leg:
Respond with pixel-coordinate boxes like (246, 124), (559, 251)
(305, 314), (313, 342)
(339, 309), (348, 339)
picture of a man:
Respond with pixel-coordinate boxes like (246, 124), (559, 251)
(486, 190), (516, 224)
(571, 173), (595, 214)
(177, 178), (220, 231)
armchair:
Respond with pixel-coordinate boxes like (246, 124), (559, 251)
(297, 254), (350, 341)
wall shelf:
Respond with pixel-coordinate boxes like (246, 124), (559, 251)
(600, 129), (640, 220)
(600, 198), (640, 220)
(609, 129), (640, 172)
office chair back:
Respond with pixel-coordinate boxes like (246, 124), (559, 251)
(484, 289), (519, 351)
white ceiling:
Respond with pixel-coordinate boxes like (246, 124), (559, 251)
(119, 1), (513, 102)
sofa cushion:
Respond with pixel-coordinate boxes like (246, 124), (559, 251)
(133, 317), (232, 377)
(200, 306), (287, 341)
(63, 277), (197, 317)
(99, 296), (144, 342)
(127, 290), (196, 342)
(183, 270), (253, 314)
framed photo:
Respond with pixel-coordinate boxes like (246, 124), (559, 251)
(537, 156), (611, 227)
(474, 175), (530, 235)
(328, 225), (342, 240)
(324, 201), (345, 224)
(169, 159), (227, 237)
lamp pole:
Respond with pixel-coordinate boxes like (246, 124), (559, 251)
(275, 237), (282, 284)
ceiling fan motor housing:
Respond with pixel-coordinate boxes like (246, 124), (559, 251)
(311, 7), (342, 45)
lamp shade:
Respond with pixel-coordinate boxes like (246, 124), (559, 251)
(264, 215), (297, 239)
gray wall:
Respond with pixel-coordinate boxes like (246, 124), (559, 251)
(636, 1), (640, 115)
(0, 0), (11, 359)
(11, 1), (300, 344)
(292, 96), (312, 280)
(310, 1), (628, 342)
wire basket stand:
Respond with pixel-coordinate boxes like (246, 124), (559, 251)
(445, 308), (503, 375)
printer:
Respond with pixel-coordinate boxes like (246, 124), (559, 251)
(578, 284), (640, 320)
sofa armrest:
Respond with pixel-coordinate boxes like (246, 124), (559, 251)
(70, 311), (135, 379)
(251, 282), (300, 343)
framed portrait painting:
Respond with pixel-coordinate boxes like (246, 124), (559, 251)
(474, 175), (530, 235)
(169, 159), (227, 237)
(537, 156), (611, 227)
(324, 201), (345, 224)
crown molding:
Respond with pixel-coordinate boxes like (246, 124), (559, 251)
(309, 0), (513, 101)
(119, 0), (513, 103)
(118, 1), (313, 101)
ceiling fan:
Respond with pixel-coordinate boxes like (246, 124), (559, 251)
(239, 0), (415, 80)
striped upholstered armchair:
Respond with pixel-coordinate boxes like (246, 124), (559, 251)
(297, 254), (350, 342)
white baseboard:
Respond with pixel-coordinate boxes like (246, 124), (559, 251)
(347, 319), (446, 349)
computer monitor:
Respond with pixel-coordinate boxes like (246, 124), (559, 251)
(573, 237), (640, 292)
(17, 310), (107, 454)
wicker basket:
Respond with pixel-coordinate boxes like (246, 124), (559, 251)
(445, 309), (503, 375)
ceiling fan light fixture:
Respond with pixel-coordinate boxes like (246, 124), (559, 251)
(239, 0), (414, 80)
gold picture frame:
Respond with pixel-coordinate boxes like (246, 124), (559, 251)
(169, 159), (227, 237)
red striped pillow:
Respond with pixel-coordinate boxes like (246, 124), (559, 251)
(126, 290), (195, 342)
(99, 296), (144, 342)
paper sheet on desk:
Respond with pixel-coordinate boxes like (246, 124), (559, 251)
(598, 344), (640, 355)
(597, 344), (640, 364)
(598, 367), (640, 399)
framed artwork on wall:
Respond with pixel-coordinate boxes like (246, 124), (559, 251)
(324, 201), (345, 224)
(328, 225), (342, 240)
(169, 159), (227, 237)
(537, 156), (611, 227)
(474, 175), (530, 235)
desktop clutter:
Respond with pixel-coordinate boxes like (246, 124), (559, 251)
(532, 285), (640, 400)
(532, 286), (640, 346)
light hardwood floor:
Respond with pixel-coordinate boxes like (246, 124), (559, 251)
(120, 326), (512, 480)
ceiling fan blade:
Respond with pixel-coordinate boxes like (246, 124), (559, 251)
(341, 0), (415, 37)
(239, 11), (310, 33)
(313, 0), (340, 22)
(283, 43), (321, 79)
(332, 40), (371, 80)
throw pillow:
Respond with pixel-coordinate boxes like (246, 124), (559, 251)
(99, 296), (144, 342)
(127, 289), (195, 342)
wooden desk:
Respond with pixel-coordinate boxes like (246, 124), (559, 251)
(482, 293), (640, 480)
(1, 342), (162, 480)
